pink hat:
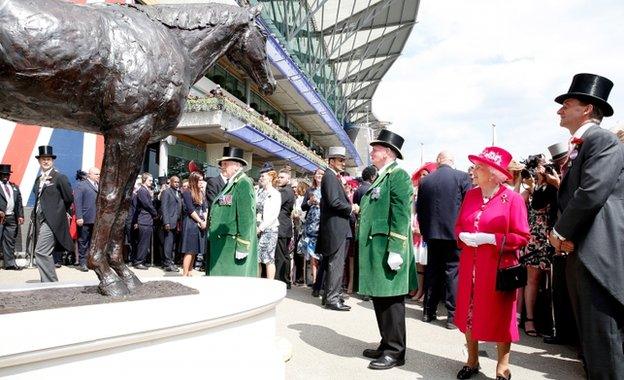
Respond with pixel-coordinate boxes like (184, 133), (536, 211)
(468, 147), (513, 180)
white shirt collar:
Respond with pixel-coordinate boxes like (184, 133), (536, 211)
(573, 120), (599, 139)
(220, 173), (228, 183)
(377, 160), (395, 176)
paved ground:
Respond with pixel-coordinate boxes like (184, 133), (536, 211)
(1, 266), (584, 379)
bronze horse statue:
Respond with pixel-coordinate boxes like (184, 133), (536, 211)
(0, 0), (275, 296)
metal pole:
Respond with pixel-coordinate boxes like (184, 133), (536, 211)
(491, 123), (496, 145)
(420, 142), (424, 165)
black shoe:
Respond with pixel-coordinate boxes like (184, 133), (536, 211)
(5, 266), (22, 271)
(164, 265), (179, 272)
(368, 355), (404, 370)
(325, 302), (351, 311)
(496, 370), (511, 380)
(133, 264), (148, 270)
(79, 265), (89, 272)
(543, 335), (570, 345)
(456, 364), (480, 379)
(363, 348), (383, 359)
(54, 263), (62, 268)
(311, 290), (320, 298)
(446, 322), (457, 330)
(422, 314), (437, 323)
(286, 283), (292, 289)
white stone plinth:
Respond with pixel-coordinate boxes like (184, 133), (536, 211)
(0, 277), (286, 379)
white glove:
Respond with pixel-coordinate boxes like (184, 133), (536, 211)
(387, 252), (403, 271)
(459, 232), (496, 247)
(473, 232), (496, 246)
(459, 232), (477, 247)
(235, 251), (248, 260)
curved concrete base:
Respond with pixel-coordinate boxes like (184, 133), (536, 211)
(0, 277), (286, 379)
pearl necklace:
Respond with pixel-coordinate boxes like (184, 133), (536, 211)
(481, 185), (500, 204)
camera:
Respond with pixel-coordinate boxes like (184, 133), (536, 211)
(520, 154), (543, 179)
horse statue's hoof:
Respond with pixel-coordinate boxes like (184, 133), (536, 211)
(122, 272), (142, 292)
(99, 277), (130, 297)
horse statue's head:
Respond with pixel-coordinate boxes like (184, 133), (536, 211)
(227, 5), (276, 95)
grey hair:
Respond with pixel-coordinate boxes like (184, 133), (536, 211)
(487, 166), (508, 184)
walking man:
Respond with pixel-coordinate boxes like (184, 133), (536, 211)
(32, 145), (74, 282)
(74, 167), (99, 272)
(416, 151), (471, 328)
(0, 164), (24, 270)
(548, 73), (624, 378)
(358, 130), (416, 369)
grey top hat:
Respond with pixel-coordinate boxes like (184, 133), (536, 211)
(218, 147), (248, 166)
(548, 142), (568, 161)
(555, 73), (614, 117)
(35, 145), (57, 159)
(0, 164), (12, 174)
(327, 146), (347, 159)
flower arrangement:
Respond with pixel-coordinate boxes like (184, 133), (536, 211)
(186, 96), (325, 167)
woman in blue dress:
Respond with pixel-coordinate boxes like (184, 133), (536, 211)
(180, 171), (208, 276)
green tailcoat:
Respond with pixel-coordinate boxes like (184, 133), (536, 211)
(357, 162), (417, 297)
(208, 170), (258, 277)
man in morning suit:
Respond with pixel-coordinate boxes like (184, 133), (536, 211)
(548, 73), (624, 378)
(73, 167), (99, 272)
(276, 168), (295, 288)
(133, 172), (157, 270)
(32, 145), (74, 282)
(208, 147), (257, 277)
(416, 150), (471, 328)
(316, 146), (359, 311)
(160, 175), (181, 272)
(0, 164), (24, 270)
(358, 129), (416, 370)
(200, 165), (227, 271)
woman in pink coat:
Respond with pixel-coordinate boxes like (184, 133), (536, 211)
(454, 147), (530, 380)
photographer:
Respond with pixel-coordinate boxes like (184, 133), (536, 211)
(520, 154), (559, 337)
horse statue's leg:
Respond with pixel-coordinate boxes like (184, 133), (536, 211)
(88, 117), (153, 296)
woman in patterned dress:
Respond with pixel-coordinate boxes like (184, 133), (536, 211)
(256, 163), (281, 279)
(454, 147), (530, 380)
(520, 155), (559, 337)
(300, 169), (324, 285)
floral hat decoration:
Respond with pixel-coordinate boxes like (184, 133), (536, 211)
(468, 146), (513, 180)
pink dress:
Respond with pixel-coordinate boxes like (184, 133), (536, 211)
(454, 186), (530, 342)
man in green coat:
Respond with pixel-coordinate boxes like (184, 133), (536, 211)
(208, 147), (258, 277)
(357, 129), (416, 370)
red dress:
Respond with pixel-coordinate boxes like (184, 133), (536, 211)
(454, 186), (530, 342)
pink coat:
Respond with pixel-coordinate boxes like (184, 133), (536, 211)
(454, 186), (530, 342)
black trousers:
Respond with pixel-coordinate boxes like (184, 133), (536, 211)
(275, 237), (291, 286)
(423, 239), (459, 320)
(372, 295), (406, 360)
(323, 240), (347, 304)
(162, 228), (177, 267)
(551, 255), (577, 342)
(77, 223), (93, 266)
(567, 253), (624, 379)
(134, 224), (152, 265)
(0, 214), (18, 268)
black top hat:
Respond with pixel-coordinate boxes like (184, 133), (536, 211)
(218, 147), (248, 166)
(35, 145), (57, 159)
(370, 129), (405, 159)
(555, 73), (614, 117)
(0, 164), (12, 174)
(260, 162), (274, 174)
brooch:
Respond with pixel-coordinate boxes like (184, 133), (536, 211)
(371, 187), (381, 200)
(218, 194), (233, 206)
(569, 149), (579, 160)
(501, 193), (508, 204)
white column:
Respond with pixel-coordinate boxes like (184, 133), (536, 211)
(159, 140), (169, 177)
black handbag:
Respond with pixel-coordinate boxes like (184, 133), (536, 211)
(495, 234), (527, 292)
